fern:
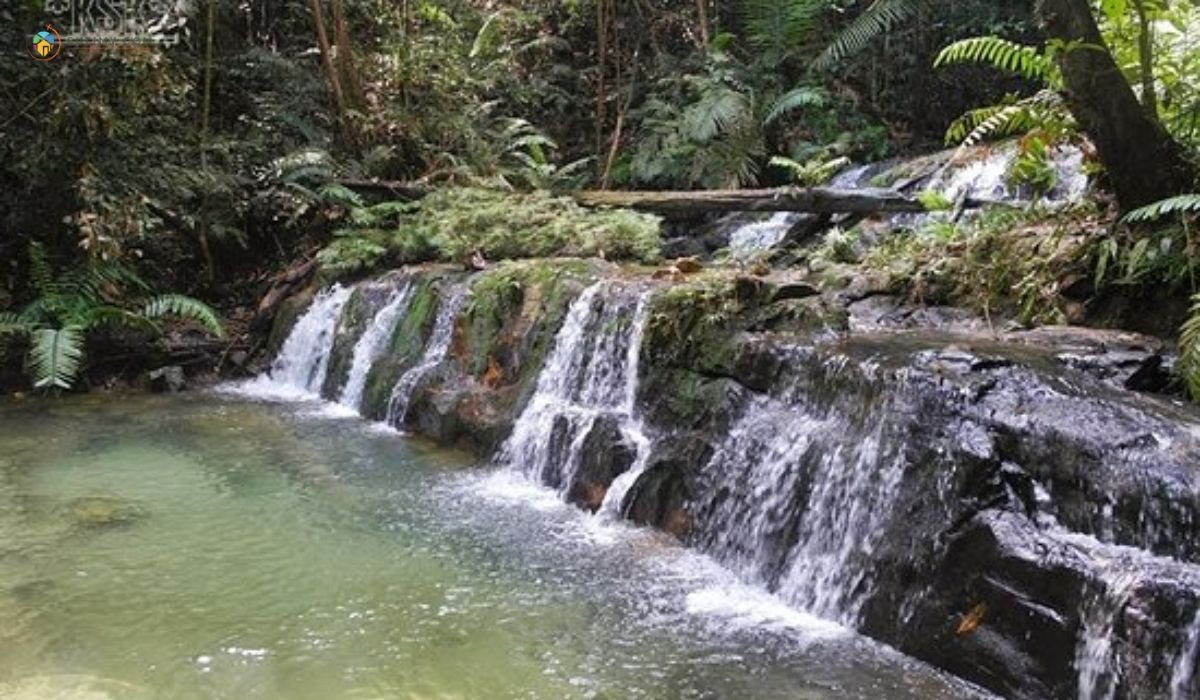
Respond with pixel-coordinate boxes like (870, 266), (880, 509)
(1180, 293), (1200, 399)
(763, 86), (827, 126)
(142, 295), (225, 337)
(934, 36), (1061, 86)
(944, 91), (1070, 146)
(29, 327), (85, 390)
(815, 0), (926, 70)
(742, 0), (826, 60)
(683, 87), (750, 141)
(1122, 194), (1200, 223)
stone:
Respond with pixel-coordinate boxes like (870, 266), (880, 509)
(146, 366), (185, 393)
(564, 415), (636, 512)
(67, 496), (147, 529)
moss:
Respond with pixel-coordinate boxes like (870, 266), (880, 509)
(316, 188), (663, 279)
(320, 286), (374, 398)
(459, 258), (599, 387)
(860, 206), (1096, 325)
(265, 292), (312, 357)
(643, 273), (770, 369)
(358, 275), (442, 420)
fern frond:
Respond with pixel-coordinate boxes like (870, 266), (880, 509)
(29, 326), (85, 390)
(815, 0), (925, 70)
(27, 242), (55, 300)
(683, 87), (750, 141)
(0, 312), (34, 336)
(743, 0), (826, 59)
(1179, 293), (1200, 399)
(142, 295), (224, 337)
(763, 86), (827, 126)
(1122, 194), (1200, 223)
(934, 36), (1059, 85)
(85, 305), (160, 333)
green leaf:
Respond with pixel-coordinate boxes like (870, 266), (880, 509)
(142, 295), (224, 337)
(29, 326), (85, 390)
(1122, 194), (1200, 222)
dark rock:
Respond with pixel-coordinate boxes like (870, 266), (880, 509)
(564, 415), (637, 512)
(661, 237), (708, 260)
(147, 365), (185, 392)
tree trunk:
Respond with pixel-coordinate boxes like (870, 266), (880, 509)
(1132, 0), (1157, 118)
(574, 187), (930, 214)
(196, 0), (217, 282)
(1037, 0), (1192, 209)
(330, 0), (362, 107)
(308, 0), (345, 117)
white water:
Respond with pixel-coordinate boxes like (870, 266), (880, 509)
(232, 285), (352, 400)
(728, 212), (800, 258)
(499, 283), (652, 510)
(386, 284), (468, 426)
(338, 283), (413, 411)
(691, 374), (906, 624)
(1172, 609), (1200, 699)
(1075, 570), (1138, 700)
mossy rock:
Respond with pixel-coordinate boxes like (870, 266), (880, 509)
(66, 496), (148, 529)
(359, 274), (443, 420)
(265, 291), (313, 358)
(320, 285), (383, 399)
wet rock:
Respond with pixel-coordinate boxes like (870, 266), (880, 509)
(564, 415), (636, 512)
(67, 496), (147, 529)
(146, 366), (185, 393)
(661, 236), (708, 260)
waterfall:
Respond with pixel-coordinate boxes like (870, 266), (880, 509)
(728, 212), (800, 259)
(1075, 571), (1139, 700)
(498, 283), (652, 508)
(386, 284), (468, 426)
(253, 285), (352, 398)
(339, 283), (413, 412)
(689, 358), (905, 625)
(1171, 608), (1200, 699)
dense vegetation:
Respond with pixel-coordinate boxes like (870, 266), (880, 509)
(1, 0), (1198, 391)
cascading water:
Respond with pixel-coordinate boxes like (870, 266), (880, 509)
(728, 212), (801, 259)
(1075, 570), (1139, 700)
(247, 284), (352, 398)
(386, 284), (469, 426)
(1171, 609), (1200, 700)
(499, 282), (652, 508)
(338, 283), (413, 411)
(689, 354), (905, 625)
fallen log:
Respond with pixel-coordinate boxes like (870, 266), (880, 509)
(574, 186), (929, 214)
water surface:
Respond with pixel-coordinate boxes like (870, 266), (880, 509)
(0, 393), (989, 699)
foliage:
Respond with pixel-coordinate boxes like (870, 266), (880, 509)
(862, 206), (1095, 324)
(1179, 294), (1200, 398)
(0, 245), (223, 389)
(644, 275), (746, 365)
(1123, 195), (1200, 223)
(815, 0), (928, 70)
(317, 188), (662, 277)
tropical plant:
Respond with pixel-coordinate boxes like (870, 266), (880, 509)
(1122, 194), (1200, 223)
(1179, 293), (1200, 398)
(815, 0), (928, 70)
(0, 244), (223, 390)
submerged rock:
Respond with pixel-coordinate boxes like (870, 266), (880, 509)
(67, 496), (148, 529)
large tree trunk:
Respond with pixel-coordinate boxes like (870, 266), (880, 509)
(308, 0), (345, 117)
(1038, 0), (1193, 210)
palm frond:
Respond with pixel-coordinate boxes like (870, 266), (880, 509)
(1122, 194), (1200, 223)
(142, 295), (224, 337)
(815, 0), (925, 70)
(29, 326), (85, 390)
(763, 86), (827, 126)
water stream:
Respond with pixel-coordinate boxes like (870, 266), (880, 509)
(386, 284), (468, 427)
(338, 283), (413, 412)
(0, 395), (990, 700)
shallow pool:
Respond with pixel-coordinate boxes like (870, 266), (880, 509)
(0, 393), (989, 699)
